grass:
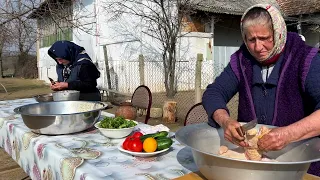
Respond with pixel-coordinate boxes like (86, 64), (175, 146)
(0, 78), (52, 100)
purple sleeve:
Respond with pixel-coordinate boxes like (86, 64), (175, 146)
(202, 64), (239, 127)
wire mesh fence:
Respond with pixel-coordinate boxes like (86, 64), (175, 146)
(103, 57), (239, 123)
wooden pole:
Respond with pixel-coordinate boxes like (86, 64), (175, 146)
(103, 45), (113, 101)
(195, 53), (203, 104)
(103, 45), (112, 89)
(138, 54), (145, 85)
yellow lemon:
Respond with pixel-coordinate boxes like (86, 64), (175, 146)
(143, 137), (158, 153)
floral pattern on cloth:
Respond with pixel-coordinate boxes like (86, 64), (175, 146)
(0, 98), (198, 180)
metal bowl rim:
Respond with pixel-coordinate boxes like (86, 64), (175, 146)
(52, 90), (80, 94)
(175, 123), (320, 165)
(33, 93), (53, 98)
(13, 101), (107, 116)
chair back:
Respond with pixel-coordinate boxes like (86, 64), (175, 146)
(131, 85), (152, 124)
(184, 103), (208, 126)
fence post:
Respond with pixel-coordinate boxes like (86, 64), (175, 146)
(103, 45), (113, 101)
(195, 53), (203, 104)
(138, 54), (145, 85)
(103, 45), (112, 89)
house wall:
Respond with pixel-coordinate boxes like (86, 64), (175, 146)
(37, 0), (242, 93)
(302, 25), (320, 47)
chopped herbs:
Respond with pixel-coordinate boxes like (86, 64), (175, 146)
(98, 116), (136, 129)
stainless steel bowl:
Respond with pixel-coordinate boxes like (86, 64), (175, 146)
(14, 101), (107, 135)
(175, 123), (320, 180)
(33, 93), (53, 102)
(53, 90), (80, 101)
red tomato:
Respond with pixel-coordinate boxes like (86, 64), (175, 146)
(122, 136), (136, 150)
(132, 131), (143, 138)
(128, 139), (143, 152)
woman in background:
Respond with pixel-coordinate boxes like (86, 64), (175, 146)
(48, 41), (101, 101)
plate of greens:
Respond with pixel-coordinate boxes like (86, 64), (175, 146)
(95, 116), (138, 138)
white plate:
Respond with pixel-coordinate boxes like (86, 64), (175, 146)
(117, 144), (170, 157)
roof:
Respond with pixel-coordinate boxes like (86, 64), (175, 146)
(277, 0), (320, 16)
(189, 0), (280, 15)
(28, 0), (70, 19)
(189, 0), (320, 25)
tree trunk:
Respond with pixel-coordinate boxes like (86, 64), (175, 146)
(164, 48), (177, 99)
(163, 100), (177, 123)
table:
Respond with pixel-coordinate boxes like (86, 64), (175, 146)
(1, 98), (319, 180)
(0, 98), (198, 180)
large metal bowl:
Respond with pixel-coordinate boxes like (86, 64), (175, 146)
(14, 101), (107, 135)
(175, 123), (320, 180)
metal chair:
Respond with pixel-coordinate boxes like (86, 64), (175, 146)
(131, 85), (152, 124)
(184, 102), (208, 126)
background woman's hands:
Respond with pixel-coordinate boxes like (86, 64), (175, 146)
(222, 119), (248, 147)
(50, 82), (68, 91)
(258, 127), (291, 151)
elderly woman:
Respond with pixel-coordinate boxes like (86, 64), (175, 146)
(202, 4), (320, 176)
(48, 41), (101, 101)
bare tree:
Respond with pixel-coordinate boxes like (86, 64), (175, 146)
(0, 0), (38, 77)
(0, 0), (96, 78)
(101, 0), (200, 98)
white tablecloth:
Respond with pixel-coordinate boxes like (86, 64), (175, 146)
(0, 98), (198, 180)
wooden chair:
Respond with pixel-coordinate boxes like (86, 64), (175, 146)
(131, 85), (152, 124)
(184, 102), (208, 126)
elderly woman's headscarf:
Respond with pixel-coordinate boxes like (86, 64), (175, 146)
(240, 4), (287, 62)
(48, 41), (93, 66)
(48, 41), (98, 82)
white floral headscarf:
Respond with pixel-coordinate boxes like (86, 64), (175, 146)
(240, 4), (287, 61)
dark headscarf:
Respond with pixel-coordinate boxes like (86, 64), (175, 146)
(48, 41), (100, 81)
(48, 41), (93, 66)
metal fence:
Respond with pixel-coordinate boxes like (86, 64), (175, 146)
(105, 57), (238, 122)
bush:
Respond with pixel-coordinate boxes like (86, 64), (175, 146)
(14, 53), (38, 79)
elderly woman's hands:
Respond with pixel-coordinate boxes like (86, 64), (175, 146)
(222, 119), (248, 147)
(50, 82), (68, 91)
(257, 127), (291, 151)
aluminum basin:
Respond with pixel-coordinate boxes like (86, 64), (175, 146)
(14, 101), (107, 135)
(175, 123), (320, 180)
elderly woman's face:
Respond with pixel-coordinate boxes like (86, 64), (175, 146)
(56, 58), (70, 66)
(245, 25), (274, 61)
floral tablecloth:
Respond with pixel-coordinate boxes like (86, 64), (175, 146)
(0, 98), (198, 180)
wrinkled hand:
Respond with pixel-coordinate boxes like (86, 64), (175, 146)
(257, 127), (290, 151)
(222, 119), (248, 147)
(50, 82), (68, 91)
